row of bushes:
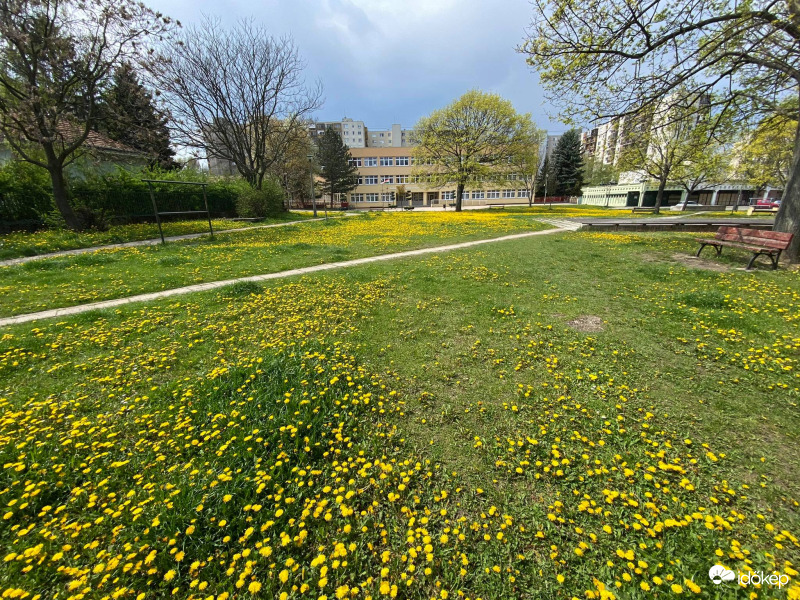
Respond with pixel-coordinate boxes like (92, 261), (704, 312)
(0, 161), (286, 232)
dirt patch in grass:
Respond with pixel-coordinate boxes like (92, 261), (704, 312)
(671, 253), (731, 271)
(567, 315), (605, 332)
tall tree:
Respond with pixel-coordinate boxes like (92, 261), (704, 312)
(551, 129), (584, 197)
(411, 90), (532, 212)
(269, 126), (314, 209)
(156, 17), (322, 190)
(534, 155), (556, 200)
(316, 129), (358, 206)
(617, 95), (728, 213)
(521, 0), (800, 259)
(736, 114), (797, 191)
(583, 157), (620, 186)
(508, 120), (546, 206)
(98, 63), (176, 170)
(0, 0), (174, 229)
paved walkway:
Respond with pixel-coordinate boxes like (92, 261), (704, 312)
(0, 226), (567, 328)
(0, 216), (348, 267)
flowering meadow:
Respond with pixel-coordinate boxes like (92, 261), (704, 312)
(0, 212), (550, 317)
(0, 226), (798, 599)
(0, 218), (313, 262)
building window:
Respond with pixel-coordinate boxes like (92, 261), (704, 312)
(381, 175), (394, 184)
(381, 192), (394, 202)
(396, 175), (409, 184)
(364, 175), (378, 185)
(396, 156), (409, 166)
(366, 193), (379, 202)
(487, 190), (500, 199)
(351, 193), (364, 202)
(442, 191), (454, 200)
(380, 133), (384, 137)
(462, 191), (470, 200)
(502, 189), (515, 198)
(518, 189), (529, 197)
(348, 158), (362, 167)
(380, 157), (394, 166)
(364, 157), (377, 167)
(472, 191), (485, 199)
(356, 176), (363, 185)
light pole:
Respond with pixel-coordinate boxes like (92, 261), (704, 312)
(307, 154), (317, 218)
(543, 172), (550, 209)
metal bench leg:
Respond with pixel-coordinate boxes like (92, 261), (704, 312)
(770, 251), (781, 270)
(696, 243), (707, 257)
(746, 252), (761, 270)
(715, 245), (722, 256)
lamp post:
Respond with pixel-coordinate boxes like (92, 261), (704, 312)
(544, 172), (550, 209)
(307, 154), (317, 218)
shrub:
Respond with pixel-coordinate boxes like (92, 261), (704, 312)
(0, 160), (53, 231)
(235, 180), (285, 218)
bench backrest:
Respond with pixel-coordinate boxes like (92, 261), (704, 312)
(715, 226), (794, 249)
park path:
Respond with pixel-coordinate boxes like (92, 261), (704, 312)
(0, 215), (348, 267)
(0, 226), (569, 328)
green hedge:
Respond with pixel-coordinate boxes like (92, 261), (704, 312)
(0, 161), (54, 231)
(0, 164), (280, 231)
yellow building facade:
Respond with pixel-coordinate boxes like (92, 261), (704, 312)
(345, 147), (534, 209)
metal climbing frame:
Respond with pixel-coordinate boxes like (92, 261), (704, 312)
(142, 179), (214, 244)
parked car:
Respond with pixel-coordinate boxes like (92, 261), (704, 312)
(755, 198), (781, 208)
(671, 200), (701, 210)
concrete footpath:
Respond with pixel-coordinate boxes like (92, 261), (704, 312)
(0, 226), (567, 328)
(0, 216), (347, 267)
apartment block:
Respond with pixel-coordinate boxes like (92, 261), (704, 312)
(309, 117), (366, 148)
(544, 134), (561, 160)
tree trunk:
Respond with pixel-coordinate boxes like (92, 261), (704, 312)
(653, 177), (667, 215)
(774, 119), (800, 262)
(456, 182), (464, 212)
(46, 155), (81, 230)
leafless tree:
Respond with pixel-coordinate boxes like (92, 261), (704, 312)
(0, 0), (175, 229)
(156, 17), (323, 190)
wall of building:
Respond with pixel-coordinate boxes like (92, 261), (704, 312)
(344, 147), (535, 208)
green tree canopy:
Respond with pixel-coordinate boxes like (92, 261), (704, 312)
(520, 0), (800, 257)
(551, 129), (584, 197)
(98, 63), (176, 170)
(736, 115), (797, 190)
(0, 0), (175, 229)
(508, 121), (546, 206)
(316, 129), (359, 205)
(411, 90), (534, 211)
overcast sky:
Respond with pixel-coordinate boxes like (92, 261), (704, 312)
(154, 0), (569, 135)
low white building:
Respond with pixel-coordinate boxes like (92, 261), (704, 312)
(580, 179), (778, 208)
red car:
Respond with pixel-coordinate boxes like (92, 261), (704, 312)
(755, 198), (781, 208)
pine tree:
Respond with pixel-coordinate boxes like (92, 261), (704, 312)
(552, 129), (584, 196)
(98, 63), (177, 169)
(316, 129), (359, 205)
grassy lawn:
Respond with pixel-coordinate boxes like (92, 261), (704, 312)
(0, 227), (798, 599)
(0, 212), (550, 318)
(0, 213), (315, 261)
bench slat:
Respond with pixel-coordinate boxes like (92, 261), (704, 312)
(713, 227), (793, 250)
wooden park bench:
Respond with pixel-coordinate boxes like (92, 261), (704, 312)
(631, 206), (657, 214)
(488, 203), (505, 209)
(695, 226), (793, 270)
(403, 206), (415, 211)
(746, 206), (778, 215)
